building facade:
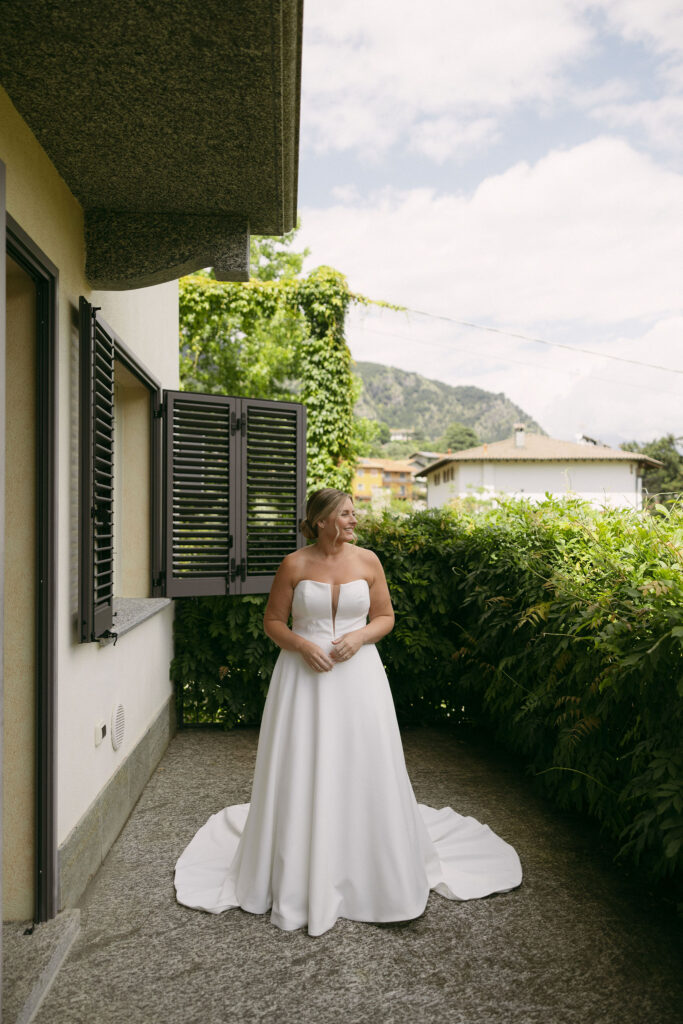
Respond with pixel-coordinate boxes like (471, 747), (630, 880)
(0, 1), (304, 968)
(424, 427), (659, 510)
(353, 457), (416, 503)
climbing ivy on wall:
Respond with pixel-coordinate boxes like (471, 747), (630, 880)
(180, 260), (376, 492)
(295, 267), (357, 490)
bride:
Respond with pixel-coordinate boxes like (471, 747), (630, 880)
(174, 488), (522, 935)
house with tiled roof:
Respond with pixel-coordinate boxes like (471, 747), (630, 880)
(353, 457), (417, 503)
(423, 425), (660, 510)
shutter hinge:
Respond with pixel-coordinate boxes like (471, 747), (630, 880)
(153, 571), (166, 589)
(154, 402), (165, 419)
(229, 557), (246, 582)
(230, 413), (246, 437)
(99, 629), (119, 646)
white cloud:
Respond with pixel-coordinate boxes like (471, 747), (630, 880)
(595, 0), (683, 94)
(300, 137), (683, 325)
(302, 0), (592, 156)
(297, 3), (683, 443)
(573, 77), (635, 109)
(345, 306), (683, 446)
(409, 117), (500, 163)
(596, 0), (683, 60)
(330, 184), (362, 204)
(537, 317), (683, 443)
(590, 95), (683, 155)
(300, 137), (683, 444)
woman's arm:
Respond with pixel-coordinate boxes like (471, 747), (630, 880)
(263, 556), (334, 672)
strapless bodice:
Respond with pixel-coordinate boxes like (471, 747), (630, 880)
(291, 579), (370, 640)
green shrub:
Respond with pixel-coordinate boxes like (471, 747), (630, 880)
(171, 497), (683, 892)
(359, 499), (683, 891)
(172, 594), (274, 728)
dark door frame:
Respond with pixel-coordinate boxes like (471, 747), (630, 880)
(5, 212), (59, 922)
(0, 157), (6, 1012)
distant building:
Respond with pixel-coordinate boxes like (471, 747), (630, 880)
(423, 425), (660, 510)
(353, 457), (417, 503)
(409, 451), (445, 473)
(389, 428), (415, 442)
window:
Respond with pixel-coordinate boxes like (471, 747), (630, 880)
(79, 299), (306, 641)
(113, 356), (154, 599)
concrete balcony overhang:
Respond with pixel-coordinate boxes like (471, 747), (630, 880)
(0, 0), (302, 288)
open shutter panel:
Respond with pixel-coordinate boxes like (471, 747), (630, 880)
(238, 397), (306, 595)
(163, 390), (238, 596)
(162, 392), (306, 598)
(79, 297), (115, 641)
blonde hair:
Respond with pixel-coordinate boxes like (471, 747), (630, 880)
(300, 488), (352, 541)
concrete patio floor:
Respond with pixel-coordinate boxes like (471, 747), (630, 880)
(25, 727), (683, 1023)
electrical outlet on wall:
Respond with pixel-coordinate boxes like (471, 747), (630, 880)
(94, 721), (107, 746)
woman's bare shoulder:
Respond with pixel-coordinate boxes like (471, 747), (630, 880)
(354, 544), (384, 578)
(355, 544), (381, 564)
(278, 546), (316, 581)
(279, 548), (308, 575)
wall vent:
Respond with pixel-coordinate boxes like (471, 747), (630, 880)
(111, 703), (125, 751)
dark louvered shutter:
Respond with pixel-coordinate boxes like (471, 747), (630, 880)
(239, 398), (306, 594)
(162, 391), (305, 597)
(163, 391), (238, 596)
(79, 298), (115, 641)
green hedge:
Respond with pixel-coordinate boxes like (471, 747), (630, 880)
(171, 498), (683, 892)
(172, 592), (272, 729)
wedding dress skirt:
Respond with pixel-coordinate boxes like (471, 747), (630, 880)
(174, 579), (522, 935)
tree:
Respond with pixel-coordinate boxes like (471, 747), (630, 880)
(179, 226), (378, 491)
(376, 421), (391, 445)
(179, 272), (302, 401)
(437, 421), (479, 452)
(249, 222), (310, 281)
(621, 434), (683, 508)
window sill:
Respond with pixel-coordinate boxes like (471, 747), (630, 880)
(98, 597), (172, 645)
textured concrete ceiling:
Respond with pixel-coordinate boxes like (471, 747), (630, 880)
(0, 0), (302, 287)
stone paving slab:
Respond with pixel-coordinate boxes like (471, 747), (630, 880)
(3, 910), (80, 1024)
(31, 728), (683, 1024)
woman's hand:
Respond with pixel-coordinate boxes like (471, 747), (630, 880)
(299, 639), (335, 673)
(330, 630), (364, 663)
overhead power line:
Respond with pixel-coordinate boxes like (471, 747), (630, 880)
(353, 323), (683, 400)
(396, 306), (683, 377)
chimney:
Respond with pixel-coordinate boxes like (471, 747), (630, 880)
(514, 423), (525, 448)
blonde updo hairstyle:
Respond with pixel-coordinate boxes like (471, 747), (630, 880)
(300, 488), (353, 542)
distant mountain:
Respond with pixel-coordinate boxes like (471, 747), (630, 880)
(353, 361), (545, 443)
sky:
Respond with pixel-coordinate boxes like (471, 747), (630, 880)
(295, 0), (683, 446)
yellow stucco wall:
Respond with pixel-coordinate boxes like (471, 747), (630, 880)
(114, 362), (151, 597)
(1, 84), (179, 858)
(3, 256), (36, 920)
(353, 467), (383, 501)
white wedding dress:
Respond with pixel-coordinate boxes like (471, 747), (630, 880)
(174, 579), (522, 935)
